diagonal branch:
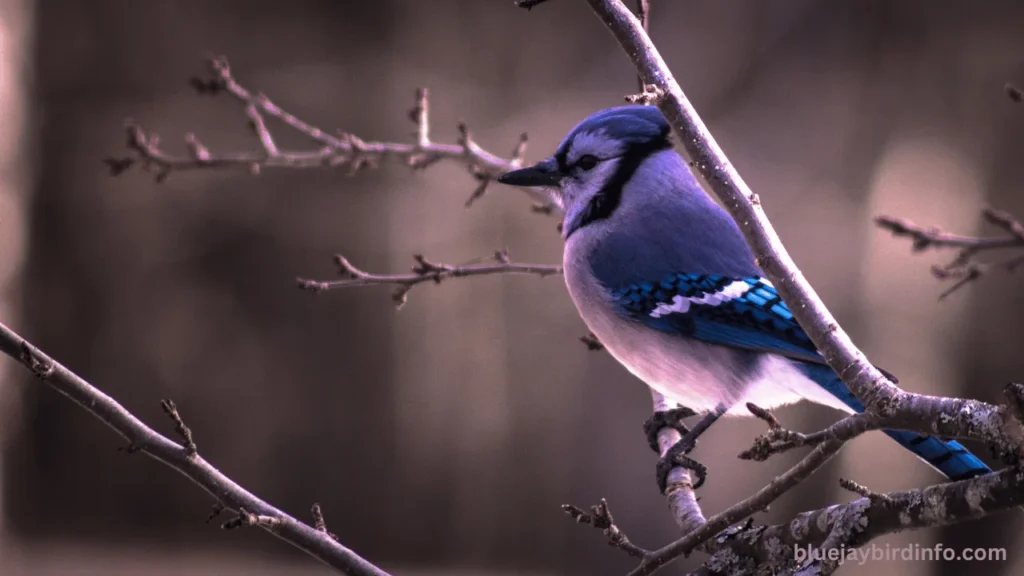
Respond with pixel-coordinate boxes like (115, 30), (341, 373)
(296, 249), (562, 309)
(104, 56), (557, 213)
(0, 321), (389, 576)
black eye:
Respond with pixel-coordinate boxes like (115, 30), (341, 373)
(576, 154), (599, 171)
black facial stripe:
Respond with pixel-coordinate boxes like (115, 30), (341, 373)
(554, 149), (569, 173)
(563, 135), (671, 238)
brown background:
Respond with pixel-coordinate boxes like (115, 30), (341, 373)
(2, 1), (1024, 575)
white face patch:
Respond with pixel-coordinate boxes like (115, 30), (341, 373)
(649, 280), (750, 318)
(566, 130), (623, 165)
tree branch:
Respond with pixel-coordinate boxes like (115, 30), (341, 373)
(0, 321), (389, 576)
(296, 249), (561, 308)
(876, 206), (1024, 299)
(738, 403), (879, 462)
(105, 56), (557, 213)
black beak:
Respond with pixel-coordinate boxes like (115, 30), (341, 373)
(496, 158), (561, 187)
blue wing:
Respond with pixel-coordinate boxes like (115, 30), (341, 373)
(612, 273), (992, 481)
(612, 273), (824, 364)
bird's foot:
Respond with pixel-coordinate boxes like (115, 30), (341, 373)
(643, 406), (697, 453)
(653, 404), (727, 494)
(655, 434), (707, 493)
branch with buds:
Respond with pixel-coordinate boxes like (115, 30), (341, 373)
(876, 204), (1024, 298)
(104, 55), (557, 213)
(297, 250), (562, 309)
(0, 323), (390, 576)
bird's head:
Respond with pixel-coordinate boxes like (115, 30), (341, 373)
(498, 105), (673, 239)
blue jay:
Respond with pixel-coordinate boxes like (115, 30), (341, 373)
(497, 105), (989, 490)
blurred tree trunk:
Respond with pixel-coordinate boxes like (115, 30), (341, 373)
(0, 0), (34, 544)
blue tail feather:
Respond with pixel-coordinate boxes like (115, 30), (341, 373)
(796, 363), (990, 482)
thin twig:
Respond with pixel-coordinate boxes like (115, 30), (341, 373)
(159, 399), (197, 456)
(104, 56), (556, 212)
(874, 214), (1022, 251)
(739, 404), (878, 461)
(562, 499), (650, 558)
(1, 322), (389, 576)
(312, 503), (340, 542)
(296, 249), (562, 309)
(838, 478), (892, 506)
(875, 206), (1024, 298)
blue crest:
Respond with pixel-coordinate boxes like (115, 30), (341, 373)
(554, 105), (670, 167)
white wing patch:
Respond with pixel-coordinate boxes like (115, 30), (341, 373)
(649, 280), (751, 318)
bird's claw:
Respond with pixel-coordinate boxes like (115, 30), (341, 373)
(655, 435), (707, 494)
(643, 406), (697, 453)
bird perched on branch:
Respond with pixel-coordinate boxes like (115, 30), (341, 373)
(497, 105), (989, 492)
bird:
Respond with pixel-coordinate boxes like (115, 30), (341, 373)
(496, 105), (990, 491)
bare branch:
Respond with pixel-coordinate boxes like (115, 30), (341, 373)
(159, 399), (197, 456)
(875, 206), (1024, 298)
(104, 56), (557, 212)
(739, 404), (878, 462)
(0, 321), (389, 576)
(562, 499), (649, 558)
(874, 213), (1022, 251)
(296, 249), (561, 309)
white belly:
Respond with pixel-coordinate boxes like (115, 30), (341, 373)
(563, 256), (853, 416)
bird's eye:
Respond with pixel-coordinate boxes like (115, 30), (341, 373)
(576, 154), (599, 171)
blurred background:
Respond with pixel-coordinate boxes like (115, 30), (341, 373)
(1, 0), (1024, 574)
